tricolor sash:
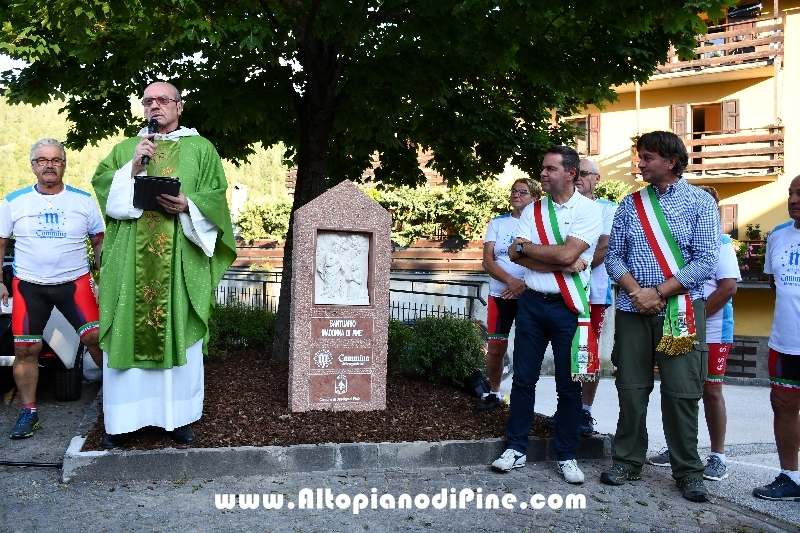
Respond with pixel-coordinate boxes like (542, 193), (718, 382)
(533, 198), (599, 382)
(631, 187), (696, 355)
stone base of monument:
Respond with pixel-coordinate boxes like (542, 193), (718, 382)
(61, 391), (611, 483)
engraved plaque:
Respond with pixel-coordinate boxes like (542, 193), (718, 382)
(311, 317), (374, 339)
(309, 373), (372, 404)
(310, 347), (373, 370)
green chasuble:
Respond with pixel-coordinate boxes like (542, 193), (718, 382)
(92, 133), (236, 369)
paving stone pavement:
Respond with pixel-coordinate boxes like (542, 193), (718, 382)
(2, 374), (798, 532)
(1, 457), (797, 532)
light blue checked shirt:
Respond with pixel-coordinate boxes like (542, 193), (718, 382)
(606, 178), (720, 314)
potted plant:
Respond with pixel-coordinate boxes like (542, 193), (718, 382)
(745, 223), (762, 240)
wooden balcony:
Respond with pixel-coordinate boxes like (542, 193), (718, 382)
(631, 126), (784, 183)
(657, 17), (783, 74)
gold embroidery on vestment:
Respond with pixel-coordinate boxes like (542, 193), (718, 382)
(142, 285), (158, 303)
(147, 306), (165, 330)
(145, 212), (162, 229)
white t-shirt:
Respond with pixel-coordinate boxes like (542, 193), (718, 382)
(764, 221), (800, 355)
(0, 185), (104, 284)
(516, 190), (602, 293)
(484, 213), (528, 297)
(703, 235), (741, 344)
(589, 198), (618, 305)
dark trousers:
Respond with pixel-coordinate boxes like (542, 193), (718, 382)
(611, 299), (708, 481)
(506, 290), (582, 460)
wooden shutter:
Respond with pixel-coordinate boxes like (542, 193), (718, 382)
(720, 203), (738, 239)
(722, 99), (740, 132)
(672, 104), (688, 137)
(588, 113), (601, 155)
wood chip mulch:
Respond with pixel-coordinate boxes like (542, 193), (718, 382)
(83, 349), (553, 451)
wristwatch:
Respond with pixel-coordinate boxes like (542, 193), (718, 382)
(515, 242), (524, 253)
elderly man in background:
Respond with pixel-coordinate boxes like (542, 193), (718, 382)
(751, 175), (800, 501)
(1, 138), (104, 438)
(92, 81), (236, 449)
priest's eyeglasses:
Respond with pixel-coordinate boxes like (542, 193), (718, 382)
(32, 157), (65, 167)
(141, 96), (181, 107)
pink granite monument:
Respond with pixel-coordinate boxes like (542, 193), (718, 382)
(288, 180), (391, 412)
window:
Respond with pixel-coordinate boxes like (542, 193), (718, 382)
(565, 113), (600, 156)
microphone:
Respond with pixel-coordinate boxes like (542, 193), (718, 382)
(141, 118), (159, 166)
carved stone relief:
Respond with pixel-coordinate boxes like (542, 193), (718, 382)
(314, 231), (370, 305)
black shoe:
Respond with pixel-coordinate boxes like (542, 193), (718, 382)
(600, 464), (642, 486)
(476, 393), (502, 411)
(678, 476), (709, 502)
(580, 409), (596, 436)
(752, 474), (800, 501)
(9, 408), (40, 439)
(542, 414), (556, 429)
(100, 432), (128, 449)
(170, 425), (196, 445)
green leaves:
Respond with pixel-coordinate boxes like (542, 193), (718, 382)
(391, 316), (487, 388)
(236, 198), (293, 244)
(369, 180), (509, 247)
(595, 180), (633, 204)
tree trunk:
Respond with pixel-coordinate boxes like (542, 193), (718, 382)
(271, 88), (338, 362)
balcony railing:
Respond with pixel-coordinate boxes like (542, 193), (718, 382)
(631, 126), (784, 179)
(657, 16), (783, 74)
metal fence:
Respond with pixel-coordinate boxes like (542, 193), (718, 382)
(214, 270), (281, 312)
(389, 301), (468, 321)
(214, 269), (484, 320)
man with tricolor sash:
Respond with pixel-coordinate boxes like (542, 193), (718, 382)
(491, 146), (602, 485)
(92, 82), (237, 449)
(601, 131), (720, 503)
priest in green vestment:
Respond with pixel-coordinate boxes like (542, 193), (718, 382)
(92, 82), (236, 449)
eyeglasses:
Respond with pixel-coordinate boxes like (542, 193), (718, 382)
(31, 157), (65, 167)
(141, 96), (181, 107)
(510, 188), (531, 196)
(578, 171), (599, 177)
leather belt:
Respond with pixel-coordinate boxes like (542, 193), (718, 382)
(526, 287), (564, 302)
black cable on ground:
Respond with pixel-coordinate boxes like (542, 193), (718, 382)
(0, 460), (63, 468)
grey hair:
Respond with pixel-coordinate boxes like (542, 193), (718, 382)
(30, 138), (66, 162)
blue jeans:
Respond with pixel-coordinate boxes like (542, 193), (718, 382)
(505, 290), (582, 460)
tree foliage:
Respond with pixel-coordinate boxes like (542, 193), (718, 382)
(595, 179), (633, 204)
(236, 198), (293, 243)
(0, 0), (733, 360)
(242, 180), (511, 245)
(1, 0), (731, 184)
(369, 181), (510, 246)
(0, 97), (290, 202)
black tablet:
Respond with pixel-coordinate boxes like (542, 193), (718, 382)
(133, 176), (181, 212)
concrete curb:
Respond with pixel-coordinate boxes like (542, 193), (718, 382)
(61, 389), (612, 483)
(62, 434), (611, 483)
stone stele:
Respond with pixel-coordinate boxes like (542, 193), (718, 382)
(288, 180), (391, 412)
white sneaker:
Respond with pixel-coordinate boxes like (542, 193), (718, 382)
(557, 459), (585, 484)
(492, 449), (526, 472)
